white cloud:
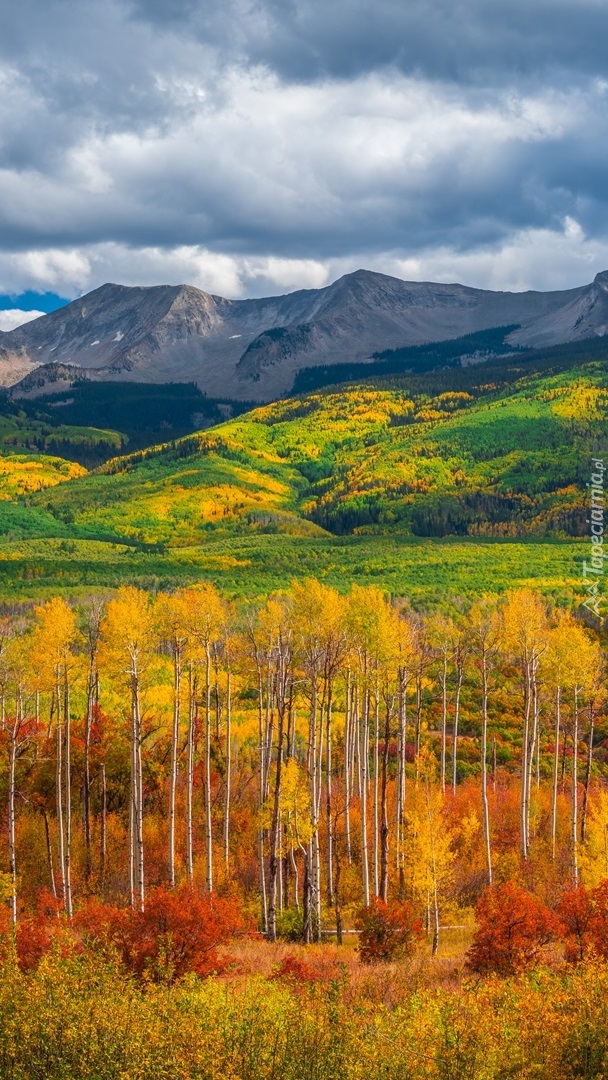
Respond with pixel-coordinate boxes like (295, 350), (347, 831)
(0, 308), (46, 331)
(0, 217), (606, 308)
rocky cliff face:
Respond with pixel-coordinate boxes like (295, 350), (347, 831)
(2, 269), (606, 401)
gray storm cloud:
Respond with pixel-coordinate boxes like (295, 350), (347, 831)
(1, 0), (608, 301)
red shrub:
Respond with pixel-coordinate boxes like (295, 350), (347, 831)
(76, 886), (248, 981)
(355, 897), (423, 963)
(466, 881), (559, 975)
(274, 954), (323, 984)
(556, 887), (595, 962)
(15, 916), (57, 971)
(557, 880), (608, 962)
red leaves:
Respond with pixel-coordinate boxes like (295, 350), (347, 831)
(0, 886), (249, 981)
(75, 886), (249, 981)
(557, 881), (608, 963)
(355, 897), (423, 963)
(466, 881), (560, 975)
(273, 954), (325, 984)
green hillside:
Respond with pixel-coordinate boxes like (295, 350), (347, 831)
(32, 359), (607, 540)
(0, 399), (125, 467)
(0, 351), (604, 603)
(2, 382), (254, 462)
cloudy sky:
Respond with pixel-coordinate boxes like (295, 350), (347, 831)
(1, 0), (608, 328)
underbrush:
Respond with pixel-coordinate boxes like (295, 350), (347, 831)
(2, 943), (608, 1079)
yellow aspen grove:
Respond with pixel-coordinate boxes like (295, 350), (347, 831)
(0, 577), (606, 981)
(469, 600), (501, 886)
(99, 587), (155, 912)
(187, 584), (228, 894)
(156, 590), (191, 888)
(502, 589), (548, 861)
(31, 597), (79, 919)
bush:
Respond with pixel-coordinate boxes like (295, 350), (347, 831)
(556, 886), (595, 963)
(74, 886), (249, 981)
(466, 881), (559, 975)
(557, 880), (608, 963)
(273, 954), (323, 984)
(275, 908), (304, 942)
(355, 897), (422, 963)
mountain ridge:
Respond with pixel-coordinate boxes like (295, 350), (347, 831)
(2, 268), (607, 401)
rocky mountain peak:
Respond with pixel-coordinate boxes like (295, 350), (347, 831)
(1, 269), (606, 401)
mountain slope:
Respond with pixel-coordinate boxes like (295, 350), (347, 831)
(16, 357), (605, 549)
(0, 352), (600, 602)
(3, 269), (605, 401)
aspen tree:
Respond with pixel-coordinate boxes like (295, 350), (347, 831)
(187, 584), (227, 894)
(378, 605), (401, 902)
(81, 598), (103, 886)
(222, 614), (237, 873)
(292, 579), (345, 936)
(258, 596), (293, 942)
(545, 613), (576, 862)
(156, 591), (190, 887)
(346, 585), (388, 906)
(568, 625), (602, 885)
(244, 607), (270, 932)
(405, 749), (453, 955)
(451, 625), (469, 793)
(280, 757), (313, 910)
(579, 789), (608, 885)
(502, 589), (548, 860)
(469, 599), (501, 886)
(0, 624), (36, 925)
(394, 607), (415, 900)
(581, 665), (605, 845)
(427, 615), (456, 794)
(32, 597), (79, 918)
(100, 586), (155, 912)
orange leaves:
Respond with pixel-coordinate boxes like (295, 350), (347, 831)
(466, 881), (560, 975)
(557, 881), (608, 963)
(0, 887), (251, 981)
(75, 886), (249, 981)
(355, 897), (423, 963)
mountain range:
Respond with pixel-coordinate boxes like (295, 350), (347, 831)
(2, 268), (608, 401)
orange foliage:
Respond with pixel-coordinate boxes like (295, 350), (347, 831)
(557, 881), (608, 963)
(75, 886), (250, 981)
(466, 881), (559, 975)
(355, 897), (423, 964)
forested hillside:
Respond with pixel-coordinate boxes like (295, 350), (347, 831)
(0, 353), (604, 601)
